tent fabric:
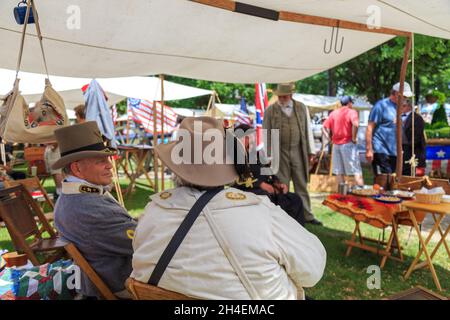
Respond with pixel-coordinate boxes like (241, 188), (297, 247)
(292, 93), (372, 113)
(0, 1), (448, 82)
(0, 69), (213, 109)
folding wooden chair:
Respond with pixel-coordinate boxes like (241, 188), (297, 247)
(4, 176), (55, 221)
(0, 185), (66, 265)
(386, 286), (448, 300)
(126, 278), (196, 300)
(64, 243), (117, 300)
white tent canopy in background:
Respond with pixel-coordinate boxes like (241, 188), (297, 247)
(0, 1), (448, 83)
(0, 68), (212, 109)
(293, 93), (372, 114)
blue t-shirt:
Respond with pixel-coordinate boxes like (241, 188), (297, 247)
(368, 97), (397, 156)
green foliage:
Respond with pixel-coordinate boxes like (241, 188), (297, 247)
(163, 76), (256, 109)
(329, 35), (449, 103)
(431, 90), (447, 106)
(431, 105), (448, 125)
(431, 121), (449, 130)
(425, 127), (450, 139)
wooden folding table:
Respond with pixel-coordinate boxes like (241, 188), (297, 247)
(402, 201), (450, 292)
(117, 145), (154, 195)
(323, 194), (427, 268)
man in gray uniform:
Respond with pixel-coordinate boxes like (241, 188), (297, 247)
(52, 121), (137, 299)
(264, 83), (322, 225)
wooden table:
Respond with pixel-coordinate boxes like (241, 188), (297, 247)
(117, 145), (154, 194)
(402, 201), (450, 291)
(323, 194), (408, 267)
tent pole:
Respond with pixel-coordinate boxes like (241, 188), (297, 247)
(215, 91), (222, 104)
(206, 93), (213, 112)
(192, 0), (410, 37)
(111, 157), (125, 207)
(153, 99), (159, 193)
(160, 74), (165, 191)
(395, 34), (412, 179)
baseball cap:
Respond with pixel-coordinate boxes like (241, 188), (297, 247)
(340, 96), (353, 106)
(392, 82), (413, 97)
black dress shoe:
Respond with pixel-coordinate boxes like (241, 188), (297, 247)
(306, 218), (323, 226)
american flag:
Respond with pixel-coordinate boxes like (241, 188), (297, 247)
(255, 83), (268, 147)
(425, 145), (450, 177)
(233, 97), (253, 126)
(127, 98), (178, 134)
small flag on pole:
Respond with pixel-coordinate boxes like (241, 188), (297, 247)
(255, 83), (268, 147)
(233, 97), (252, 126)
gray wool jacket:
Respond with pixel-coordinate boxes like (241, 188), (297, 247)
(55, 190), (137, 297)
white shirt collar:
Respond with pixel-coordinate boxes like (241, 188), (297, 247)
(65, 175), (105, 189)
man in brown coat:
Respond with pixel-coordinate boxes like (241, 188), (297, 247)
(263, 83), (321, 225)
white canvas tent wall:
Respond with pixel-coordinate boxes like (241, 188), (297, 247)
(0, 68), (212, 109)
(0, 0), (448, 82)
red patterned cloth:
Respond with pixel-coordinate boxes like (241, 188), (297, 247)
(323, 194), (401, 228)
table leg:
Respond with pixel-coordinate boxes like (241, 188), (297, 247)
(392, 218), (404, 261)
(429, 213), (450, 259)
(380, 221), (400, 268)
(345, 221), (359, 257)
(404, 209), (443, 291)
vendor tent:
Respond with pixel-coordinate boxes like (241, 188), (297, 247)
(0, 68), (213, 109)
(0, 0), (448, 82)
(292, 93), (372, 114)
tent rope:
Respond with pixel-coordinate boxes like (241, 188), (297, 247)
(406, 33), (418, 176)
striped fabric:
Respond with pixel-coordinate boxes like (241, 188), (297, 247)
(255, 83), (268, 148)
(127, 98), (177, 134)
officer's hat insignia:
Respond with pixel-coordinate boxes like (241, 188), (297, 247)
(160, 191), (172, 200)
(79, 185), (100, 194)
(225, 192), (246, 200)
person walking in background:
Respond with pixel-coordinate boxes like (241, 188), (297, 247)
(401, 100), (426, 176)
(366, 82), (413, 177)
(264, 83), (322, 226)
(322, 96), (364, 186)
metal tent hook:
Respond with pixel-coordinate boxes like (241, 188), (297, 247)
(323, 27), (335, 54)
(334, 25), (344, 54)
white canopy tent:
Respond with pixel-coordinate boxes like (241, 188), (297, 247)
(292, 93), (372, 114)
(0, 0), (448, 83)
(0, 68), (213, 109)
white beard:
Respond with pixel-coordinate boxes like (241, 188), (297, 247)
(279, 100), (291, 108)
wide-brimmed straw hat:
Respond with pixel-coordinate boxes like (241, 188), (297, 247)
(155, 116), (238, 187)
(51, 121), (116, 170)
(273, 82), (296, 96)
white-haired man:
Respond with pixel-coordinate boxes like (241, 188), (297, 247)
(52, 121), (137, 299)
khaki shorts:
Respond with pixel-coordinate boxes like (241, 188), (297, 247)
(332, 142), (362, 176)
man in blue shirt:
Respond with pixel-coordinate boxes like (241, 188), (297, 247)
(366, 82), (413, 176)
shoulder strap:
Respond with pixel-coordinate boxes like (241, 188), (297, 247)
(148, 187), (223, 286)
(15, 0), (49, 79)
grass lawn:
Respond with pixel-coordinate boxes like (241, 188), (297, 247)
(1, 176), (449, 299)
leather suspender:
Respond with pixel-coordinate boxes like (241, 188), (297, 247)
(148, 187), (223, 286)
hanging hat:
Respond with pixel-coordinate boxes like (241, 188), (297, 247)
(51, 121), (117, 170)
(273, 83), (296, 96)
(155, 116), (238, 187)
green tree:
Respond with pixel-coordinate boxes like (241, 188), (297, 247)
(333, 35), (450, 103)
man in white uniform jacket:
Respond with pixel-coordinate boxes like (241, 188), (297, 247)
(131, 116), (326, 300)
